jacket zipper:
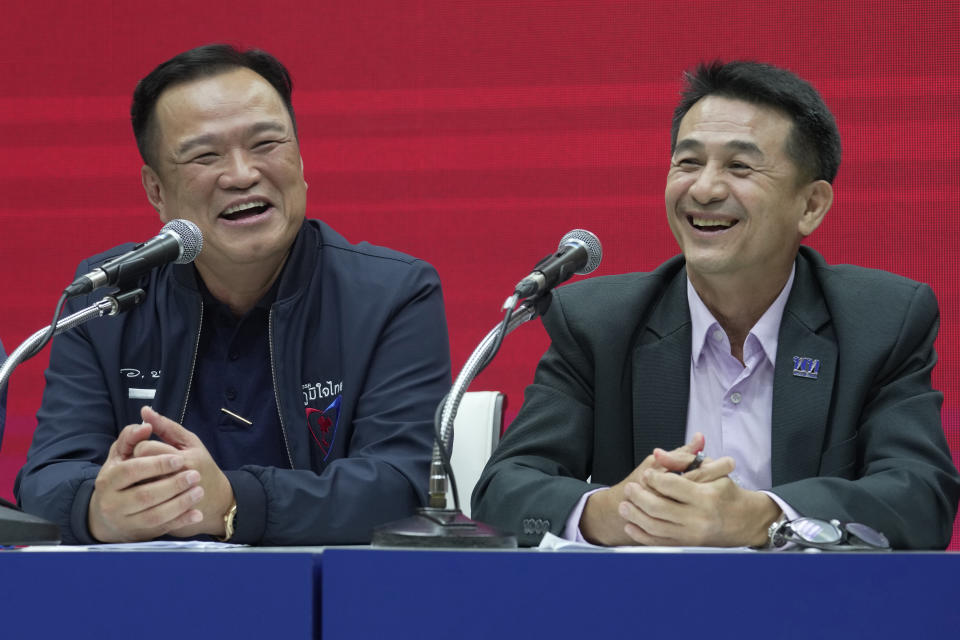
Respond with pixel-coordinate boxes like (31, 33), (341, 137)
(269, 309), (295, 469)
(179, 300), (204, 424)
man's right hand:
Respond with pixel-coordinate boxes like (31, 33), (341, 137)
(87, 421), (205, 543)
(579, 433), (733, 546)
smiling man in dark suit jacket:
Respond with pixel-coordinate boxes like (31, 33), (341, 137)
(472, 61), (960, 549)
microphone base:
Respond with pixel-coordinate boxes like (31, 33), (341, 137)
(371, 508), (517, 549)
(0, 498), (60, 546)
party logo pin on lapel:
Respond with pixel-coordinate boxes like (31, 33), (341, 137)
(792, 356), (820, 380)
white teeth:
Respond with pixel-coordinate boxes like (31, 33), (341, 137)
(222, 201), (267, 215)
(691, 217), (733, 228)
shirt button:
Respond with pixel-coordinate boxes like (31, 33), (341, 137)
(225, 388), (237, 401)
(712, 329), (724, 342)
(730, 392), (742, 404)
(229, 352), (240, 361)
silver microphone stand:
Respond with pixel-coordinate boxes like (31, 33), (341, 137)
(371, 296), (548, 548)
(428, 297), (536, 509)
(0, 288), (145, 545)
(0, 289), (146, 395)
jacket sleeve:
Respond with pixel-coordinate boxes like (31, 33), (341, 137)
(14, 262), (125, 545)
(774, 283), (960, 549)
(229, 260), (452, 545)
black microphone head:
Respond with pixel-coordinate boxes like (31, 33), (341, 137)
(161, 219), (203, 264)
(558, 229), (602, 275)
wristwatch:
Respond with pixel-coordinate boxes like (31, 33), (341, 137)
(766, 514), (788, 549)
(218, 500), (238, 542)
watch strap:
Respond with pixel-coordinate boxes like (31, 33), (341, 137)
(218, 500), (238, 542)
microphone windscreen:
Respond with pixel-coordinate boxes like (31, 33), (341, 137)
(558, 229), (602, 275)
(161, 219), (204, 264)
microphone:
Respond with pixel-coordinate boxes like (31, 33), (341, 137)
(514, 229), (602, 299)
(64, 219), (203, 297)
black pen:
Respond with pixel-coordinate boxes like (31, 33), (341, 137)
(677, 451), (704, 474)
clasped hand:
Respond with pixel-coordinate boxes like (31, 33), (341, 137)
(87, 406), (233, 543)
(581, 433), (777, 547)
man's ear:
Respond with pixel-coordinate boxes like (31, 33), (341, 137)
(141, 164), (168, 220)
(798, 180), (833, 237)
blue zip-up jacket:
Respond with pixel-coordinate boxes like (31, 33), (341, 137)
(15, 219), (452, 544)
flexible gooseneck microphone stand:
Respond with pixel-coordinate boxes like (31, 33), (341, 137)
(372, 229), (601, 548)
(0, 289), (146, 396)
(428, 297), (541, 509)
(371, 295), (548, 548)
(0, 288), (146, 545)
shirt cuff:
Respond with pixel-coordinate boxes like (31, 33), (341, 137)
(562, 488), (605, 542)
(223, 469), (267, 545)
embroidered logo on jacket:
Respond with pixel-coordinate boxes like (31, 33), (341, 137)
(305, 395), (342, 461)
(302, 380), (343, 404)
(121, 367), (161, 400)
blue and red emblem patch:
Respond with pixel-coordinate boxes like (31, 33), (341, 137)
(305, 395), (342, 461)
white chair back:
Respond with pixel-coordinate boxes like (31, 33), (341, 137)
(446, 391), (505, 518)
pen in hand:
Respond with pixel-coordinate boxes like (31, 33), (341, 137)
(674, 451), (704, 475)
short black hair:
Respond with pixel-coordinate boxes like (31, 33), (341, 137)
(671, 61), (841, 184)
(131, 44), (297, 167)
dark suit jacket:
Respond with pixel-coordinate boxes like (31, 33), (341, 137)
(472, 247), (960, 548)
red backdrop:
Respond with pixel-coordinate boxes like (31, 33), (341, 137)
(2, 1), (958, 546)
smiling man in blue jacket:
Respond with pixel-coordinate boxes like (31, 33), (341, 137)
(15, 45), (451, 545)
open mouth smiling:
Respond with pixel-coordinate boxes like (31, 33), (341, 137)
(688, 215), (738, 232)
(220, 200), (271, 221)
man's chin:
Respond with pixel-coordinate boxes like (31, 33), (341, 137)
(682, 250), (738, 276)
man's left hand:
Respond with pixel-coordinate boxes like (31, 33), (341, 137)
(618, 468), (780, 547)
